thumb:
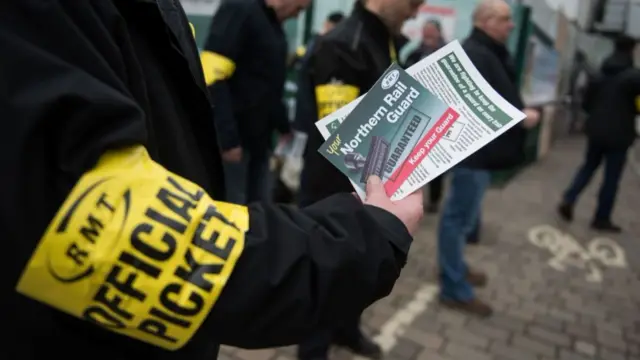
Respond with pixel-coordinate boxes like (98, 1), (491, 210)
(365, 175), (386, 200)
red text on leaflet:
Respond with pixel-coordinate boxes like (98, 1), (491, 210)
(383, 108), (459, 196)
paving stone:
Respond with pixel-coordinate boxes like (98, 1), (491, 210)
(390, 338), (424, 360)
(414, 312), (444, 333)
(512, 335), (557, 357)
(369, 314), (389, 329)
(436, 310), (468, 327)
(443, 342), (492, 360)
(443, 327), (490, 350)
(220, 347), (237, 356)
(506, 307), (536, 321)
(404, 328), (445, 350)
(527, 324), (573, 347)
(490, 342), (538, 360)
(627, 331), (640, 345)
(559, 349), (594, 360)
(466, 320), (511, 342)
(416, 348), (453, 360)
(574, 340), (597, 357)
(599, 347), (627, 360)
(217, 353), (234, 360)
(597, 330), (628, 352)
(548, 307), (579, 323)
(235, 349), (276, 360)
(565, 323), (596, 340)
(534, 314), (566, 331)
(487, 314), (528, 333)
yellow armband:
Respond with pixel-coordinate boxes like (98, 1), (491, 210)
(17, 145), (248, 350)
(315, 84), (360, 119)
(200, 51), (237, 86)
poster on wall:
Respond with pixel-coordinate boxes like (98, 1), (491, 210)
(402, 4), (457, 43)
(520, 35), (560, 107)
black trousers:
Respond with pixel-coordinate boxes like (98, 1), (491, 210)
(562, 140), (628, 221)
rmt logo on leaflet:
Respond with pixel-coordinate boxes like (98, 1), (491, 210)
(381, 69), (400, 90)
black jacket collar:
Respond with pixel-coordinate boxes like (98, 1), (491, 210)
(260, 0), (280, 25)
(353, 0), (391, 45)
(469, 27), (509, 59)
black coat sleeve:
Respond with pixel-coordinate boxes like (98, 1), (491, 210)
(3, 2), (413, 353)
(202, 1), (250, 151)
(207, 194), (412, 348)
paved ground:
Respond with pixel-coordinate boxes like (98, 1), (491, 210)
(220, 136), (640, 360)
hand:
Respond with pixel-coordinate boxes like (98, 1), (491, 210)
(222, 146), (243, 163)
(522, 108), (541, 129)
(363, 176), (424, 236)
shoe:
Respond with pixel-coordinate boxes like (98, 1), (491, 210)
(591, 220), (622, 233)
(426, 202), (439, 214)
(466, 234), (480, 245)
(467, 270), (488, 288)
(440, 297), (493, 317)
(336, 334), (382, 359)
(557, 202), (574, 222)
(437, 269), (488, 287)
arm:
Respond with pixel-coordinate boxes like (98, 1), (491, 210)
(296, 40), (364, 200)
(292, 40), (317, 134)
(6, 5), (412, 352)
(201, 1), (249, 151)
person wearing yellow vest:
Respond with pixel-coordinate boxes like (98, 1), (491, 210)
(2, 0), (427, 359)
(296, 1), (423, 359)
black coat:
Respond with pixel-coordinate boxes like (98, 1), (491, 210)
(584, 56), (640, 150)
(298, 0), (408, 206)
(1, 1), (413, 358)
(203, 0), (291, 151)
(459, 28), (528, 171)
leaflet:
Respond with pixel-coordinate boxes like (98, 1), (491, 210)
(316, 40), (526, 201)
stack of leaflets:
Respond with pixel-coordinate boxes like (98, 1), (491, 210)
(316, 40), (527, 200)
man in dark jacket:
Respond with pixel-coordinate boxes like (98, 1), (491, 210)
(558, 38), (639, 233)
(201, 0), (310, 205)
(1, 1), (425, 359)
(292, 11), (345, 135)
(437, 0), (540, 317)
(296, 1), (423, 358)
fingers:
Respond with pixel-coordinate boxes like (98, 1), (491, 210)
(365, 175), (385, 200)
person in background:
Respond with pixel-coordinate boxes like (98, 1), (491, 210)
(567, 51), (593, 133)
(293, 11), (345, 135)
(2, 0), (426, 358)
(406, 19), (447, 213)
(296, 1), (423, 358)
(558, 37), (639, 233)
(201, 0), (310, 205)
(437, 0), (540, 317)
(406, 19), (446, 66)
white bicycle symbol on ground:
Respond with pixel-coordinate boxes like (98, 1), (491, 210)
(528, 225), (628, 283)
